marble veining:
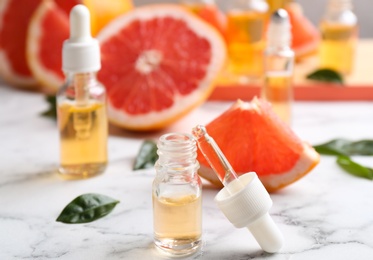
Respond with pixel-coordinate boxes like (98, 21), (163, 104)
(1, 85), (373, 259)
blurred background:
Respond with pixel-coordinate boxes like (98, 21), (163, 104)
(134, 0), (373, 38)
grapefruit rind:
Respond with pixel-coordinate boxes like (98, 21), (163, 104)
(98, 5), (227, 131)
(0, 0), (38, 87)
(199, 145), (319, 193)
(197, 98), (320, 192)
(27, 0), (65, 93)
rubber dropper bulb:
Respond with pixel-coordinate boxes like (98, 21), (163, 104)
(70, 5), (91, 43)
(62, 4), (101, 73)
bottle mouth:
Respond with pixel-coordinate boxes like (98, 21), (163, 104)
(157, 133), (197, 165)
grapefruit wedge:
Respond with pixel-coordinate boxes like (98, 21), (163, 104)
(97, 4), (227, 131)
(285, 2), (320, 60)
(0, 0), (41, 87)
(197, 98), (320, 192)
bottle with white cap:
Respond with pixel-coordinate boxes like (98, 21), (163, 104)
(262, 9), (294, 124)
(57, 5), (108, 179)
(192, 125), (283, 253)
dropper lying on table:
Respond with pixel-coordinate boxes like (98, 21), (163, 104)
(192, 125), (283, 253)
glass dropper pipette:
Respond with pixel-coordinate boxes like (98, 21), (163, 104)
(192, 125), (244, 194)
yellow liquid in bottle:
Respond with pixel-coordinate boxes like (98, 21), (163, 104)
(153, 194), (202, 255)
(58, 101), (107, 179)
(319, 22), (357, 74)
(262, 73), (292, 123)
(226, 11), (266, 79)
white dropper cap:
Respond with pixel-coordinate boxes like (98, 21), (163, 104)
(215, 172), (283, 253)
(267, 9), (291, 48)
(62, 5), (101, 73)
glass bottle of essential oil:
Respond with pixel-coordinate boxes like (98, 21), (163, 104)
(262, 9), (294, 124)
(319, 0), (358, 74)
(225, 0), (268, 81)
(57, 5), (108, 179)
(152, 133), (202, 256)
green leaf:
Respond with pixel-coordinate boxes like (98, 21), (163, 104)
(56, 193), (119, 224)
(336, 156), (373, 180)
(314, 139), (373, 156)
(41, 95), (57, 119)
(306, 68), (344, 85)
(133, 140), (158, 170)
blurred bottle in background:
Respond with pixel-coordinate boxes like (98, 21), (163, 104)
(319, 0), (358, 74)
(262, 9), (294, 124)
(224, 0), (268, 83)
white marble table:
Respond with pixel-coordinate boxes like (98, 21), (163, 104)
(1, 84), (373, 260)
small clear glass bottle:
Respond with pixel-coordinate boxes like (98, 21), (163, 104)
(319, 0), (358, 74)
(224, 0), (268, 81)
(262, 9), (294, 124)
(57, 5), (108, 179)
(152, 133), (202, 256)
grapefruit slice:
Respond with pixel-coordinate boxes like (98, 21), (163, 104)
(0, 0), (41, 87)
(197, 98), (320, 192)
(27, 0), (69, 93)
(285, 2), (320, 60)
(26, 0), (133, 93)
(97, 4), (227, 131)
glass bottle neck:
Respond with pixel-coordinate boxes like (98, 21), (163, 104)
(65, 72), (97, 105)
(156, 133), (199, 174)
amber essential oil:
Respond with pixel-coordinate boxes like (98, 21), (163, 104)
(153, 194), (202, 254)
(58, 100), (107, 178)
(263, 72), (292, 123)
(319, 22), (357, 74)
(226, 10), (266, 79)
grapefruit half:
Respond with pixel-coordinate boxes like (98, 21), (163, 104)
(0, 0), (41, 87)
(26, 0), (133, 93)
(97, 4), (227, 131)
(197, 98), (320, 192)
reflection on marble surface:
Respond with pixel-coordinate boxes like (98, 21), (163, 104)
(1, 85), (373, 259)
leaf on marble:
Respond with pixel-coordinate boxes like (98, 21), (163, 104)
(314, 139), (373, 156)
(336, 156), (373, 180)
(56, 193), (119, 224)
(41, 95), (57, 119)
(133, 140), (158, 170)
(306, 68), (344, 85)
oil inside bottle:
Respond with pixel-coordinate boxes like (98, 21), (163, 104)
(153, 194), (202, 255)
(58, 100), (107, 179)
(262, 72), (292, 123)
(226, 10), (266, 80)
(319, 22), (357, 74)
